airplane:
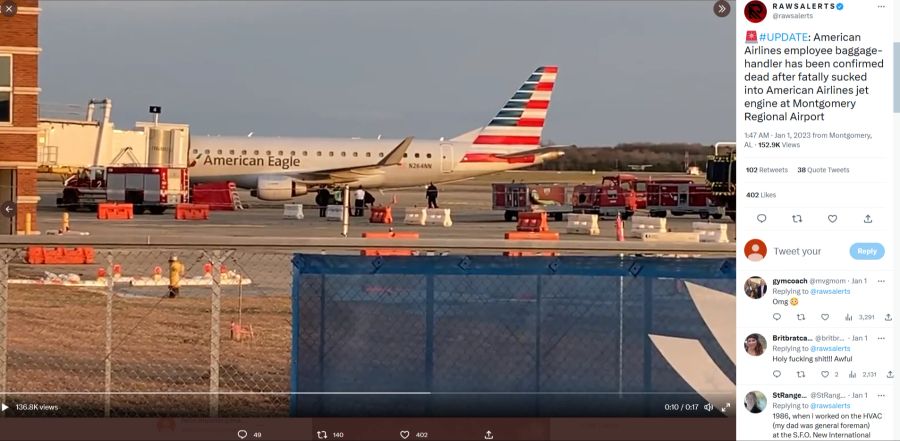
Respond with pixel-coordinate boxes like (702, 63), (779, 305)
(188, 66), (566, 201)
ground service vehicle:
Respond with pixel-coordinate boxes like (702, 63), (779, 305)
(571, 174), (637, 219)
(706, 143), (736, 220)
(57, 166), (189, 214)
(646, 181), (724, 219)
(492, 183), (571, 221)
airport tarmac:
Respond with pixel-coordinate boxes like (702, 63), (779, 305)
(34, 171), (731, 243)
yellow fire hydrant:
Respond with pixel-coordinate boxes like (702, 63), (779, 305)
(168, 255), (185, 298)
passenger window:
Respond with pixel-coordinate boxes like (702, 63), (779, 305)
(317, 151), (322, 156)
(253, 150), (259, 155)
(192, 149), (198, 154)
(329, 152), (334, 157)
(278, 150), (283, 156)
(303, 151), (308, 156)
(217, 149), (222, 155)
(414, 153), (420, 158)
(204, 150), (210, 154)
(353, 152), (358, 157)
(341, 152), (346, 157)
(241, 150), (247, 155)
(426, 153), (432, 158)
(229, 150), (234, 155)
(366, 152), (372, 157)
(379, 152), (384, 157)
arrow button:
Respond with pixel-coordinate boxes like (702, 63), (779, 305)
(0, 201), (15, 219)
(2, 403), (8, 412)
(713, 0), (731, 17)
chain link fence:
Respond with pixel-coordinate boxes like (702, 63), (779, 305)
(291, 255), (736, 417)
(0, 244), (735, 417)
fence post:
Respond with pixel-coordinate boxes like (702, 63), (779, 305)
(318, 274), (326, 415)
(534, 275), (542, 416)
(0, 249), (9, 418)
(209, 250), (221, 417)
(643, 276), (654, 415)
(289, 257), (302, 417)
(424, 274), (434, 415)
(105, 252), (114, 417)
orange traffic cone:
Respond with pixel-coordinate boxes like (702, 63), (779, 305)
(615, 212), (625, 242)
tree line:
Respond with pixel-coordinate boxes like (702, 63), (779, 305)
(535, 143), (719, 172)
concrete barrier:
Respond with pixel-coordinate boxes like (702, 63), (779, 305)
(326, 205), (344, 222)
(566, 214), (600, 236)
(639, 232), (700, 243)
(692, 222), (729, 243)
(403, 207), (427, 226)
(629, 216), (666, 238)
(283, 204), (305, 220)
(425, 208), (453, 227)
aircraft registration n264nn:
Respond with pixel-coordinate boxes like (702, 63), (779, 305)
(188, 66), (566, 201)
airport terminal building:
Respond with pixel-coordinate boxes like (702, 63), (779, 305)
(0, 0), (40, 234)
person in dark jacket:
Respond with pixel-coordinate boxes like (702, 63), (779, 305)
(364, 191), (376, 208)
(426, 183), (439, 208)
(315, 187), (330, 217)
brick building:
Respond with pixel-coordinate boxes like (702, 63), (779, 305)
(0, 0), (40, 234)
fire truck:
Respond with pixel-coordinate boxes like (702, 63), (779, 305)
(706, 142), (736, 221)
(570, 174), (637, 219)
(645, 180), (725, 219)
(56, 166), (189, 214)
(492, 183), (571, 221)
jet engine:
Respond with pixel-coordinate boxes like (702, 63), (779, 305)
(252, 176), (308, 201)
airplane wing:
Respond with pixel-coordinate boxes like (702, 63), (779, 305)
(292, 136), (413, 183)
(496, 144), (574, 159)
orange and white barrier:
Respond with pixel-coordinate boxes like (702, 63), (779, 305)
(425, 209), (453, 227)
(503, 231), (560, 256)
(283, 204), (305, 220)
(97, 203), (133, 220)
(326, 205), (344, 221)
(692, 222), (729, 243)
(516, 212), (549, 233)
(369, 206), (393, 224)
(360, 231), (419, 256)
(629, 216), (666, 238)
(403, 207), (427, 226)
(26, 247), (95, 264)
(566, 214), (600, 236)
(638, 232), (700, 243)
(175, 203), (210, 220)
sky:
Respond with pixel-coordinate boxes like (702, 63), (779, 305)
(39, 1), (736, 146)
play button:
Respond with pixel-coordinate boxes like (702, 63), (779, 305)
(0, 201), (15, 219)
(2, 403), (8, 412)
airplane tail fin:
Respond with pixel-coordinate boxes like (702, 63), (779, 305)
(471, 65), (557, 147)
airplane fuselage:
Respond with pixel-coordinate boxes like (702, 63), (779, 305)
(189, 136), (548, 190)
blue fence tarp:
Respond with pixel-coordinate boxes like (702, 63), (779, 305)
(290, 255), (735, 417)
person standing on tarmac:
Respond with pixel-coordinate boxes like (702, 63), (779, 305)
(354, 186), (366, 217)
(426, 182), (439, 208)
(315, 186), (330, 217)
(168, 255), (185, 298)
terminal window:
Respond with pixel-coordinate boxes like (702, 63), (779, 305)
(0, 55), (10, 124)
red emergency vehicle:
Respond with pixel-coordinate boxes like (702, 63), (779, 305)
(645, 180), (725, 219)
(570, 174), (637, 219)
(57, 166), (189, 214)
(492, 183), (571, 221)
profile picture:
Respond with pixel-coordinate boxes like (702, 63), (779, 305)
(744, 391), (767, 413)
(744, 1), (767, 23)
(744, 239), (767, 261)
(744, 333), (767, 356)
(744, 276), (767, 299)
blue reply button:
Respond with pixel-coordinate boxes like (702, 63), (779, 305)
(850, 243), (884, 260)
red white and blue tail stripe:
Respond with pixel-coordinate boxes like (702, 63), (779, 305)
(472, 66), (557, 146)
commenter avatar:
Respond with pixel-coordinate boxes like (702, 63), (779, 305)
(744, 239), (767, 261)
(744, 391), (767, 413)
